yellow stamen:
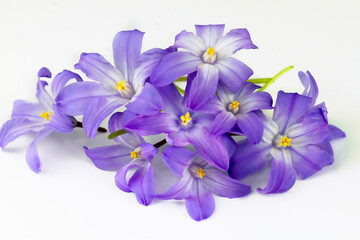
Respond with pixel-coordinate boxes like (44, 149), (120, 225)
(196, 168), (205, 179)
(130, 151), (138, 159)
(115, 80), (126, 91)
(206, 47), (216, 57)
(180, 112), (192, 125)
(280, 135), (292, 147)
(230, 101), (240, 110)
(39, 111), (52, 121)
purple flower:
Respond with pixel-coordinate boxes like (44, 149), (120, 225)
(150, 24), (257, 110)
(123, 84), (230, 170)
(201, 82), (273, 144)
(56, 30), (164, 138)
(229, 71), (345, 193)
(84, 111), (157, 206)
(156, 145), (251, 221)
(0, 68), (82, 173)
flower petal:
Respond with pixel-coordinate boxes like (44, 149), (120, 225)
(229, 140), (272, 179)
(139, 142), (158, 162)
(185, 179), (215, 221)
(11, 100), (43, 121)
(210, 111), (237, 135)
(113, 30), (144, 84)
(215, 28), (257, 59)
(46, 104), (74, 133)
(238, 91), (273, 113)
(187, 64), (219, 110)
(150, 51), (202, 87)
(186, 125), (229, 170)
(157, 84), (185, 117)
(124, 113), (178, 136)
(258, 149), (296, 194)
(74, 53), (125, 92)
(126, 83), (164, 115)
(51, 70), (83, 97)
(55, 81), (120, 116)
(236, 112), (264, 145)
(202, 169), (251, 198)
(290, 144), (334, 179)
(285, 108), (330, 147)
(162, 146), (196, 177)
(108, 111), (140, 147)
(0, 118), (43, 149)
(36, 80), (54, 110)
(195, 24), (224, 48)
(83, 145), (132, 171)
(174, 30), (206, 57)
(299, 71), (318, 107)
(25, 127), (53, 173)
(155, 170), (193, 200)
(215, 57), (253, 93)
(273, 91), (312, 134)
(166, 130), (191, 147)
(129, 162), (154, 206)
(82, 97), (125, 138)
(329, 125), (346, 140)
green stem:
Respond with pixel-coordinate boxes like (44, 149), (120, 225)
(259, 65), (294, 91)
(175, 76), (187, 82)
(108, 129), (127, 139)
(248, 78), (272, 84)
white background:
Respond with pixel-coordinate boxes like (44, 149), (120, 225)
(0, 0), (358, 239)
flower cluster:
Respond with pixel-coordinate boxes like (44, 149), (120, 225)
(0, 25), (345, 221)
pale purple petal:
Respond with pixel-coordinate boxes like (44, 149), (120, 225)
(218, 133), (237, 158)
(174, 30), (206, 56)
(51, 70), (83, 97)
(157, 84), (185, 117)
(25, 128), (53, 173)
(36, 80), (54, 110)
(187, 64), (219, 110)
(83, 145), (132, 170)
(126, 83), (164, 115)
(285, 109), (330, 147)
(215, 28), (257, 59)
(195, 24), (224, 48)
(108, 112), (140, 148)
(162, 146), (196, 177)
(150, 52), (202, 87)
(238, 91), (273, 113)
(11, 100), (43, 121)
(74, 53), (124, 92)
(215, 57), (253, 93)
(124, 113), (178, 136)
(113, 30), (144, 83)
(299, 71), (318, 106)
(202, 169), (251, 198)
(0, 118), (43, 149)
(229, 140), (272, 179)
(210, 111), (237, 135)
(236, 112), (264, 145)
(155, 170), (193, 200)
(129, 162), (154, 206)
(82, 97), (125, 138)
(46, 104), (73, 133)
(273, 91), (312, 134)
(234, 82), (260, 100)
(37, 67), (52, 78)
(186, 125), (229, 170)
(139, 142), (158, 162)
(56, 82), (120, 116)
(166, 130), (191, 147)
(329, 125), (346, 140)
(216, 82), (235, 106)
(185, 179), (215, 221)
(290, 144), (334, 179)
(258, 149), (296, 194)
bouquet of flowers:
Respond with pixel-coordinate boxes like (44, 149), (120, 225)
(0, 24), (345, 221)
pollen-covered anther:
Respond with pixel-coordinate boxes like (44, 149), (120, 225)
(180, 112), (192, 126)
(130, 147), (142, 159)
(228, 101), (240, 114)
(280, 135), (292, 147)
(39, 111), (52, 121)
(196, 168), (205, 179)
(202, 47), (216, 64)
(115, 80), (134, 98)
